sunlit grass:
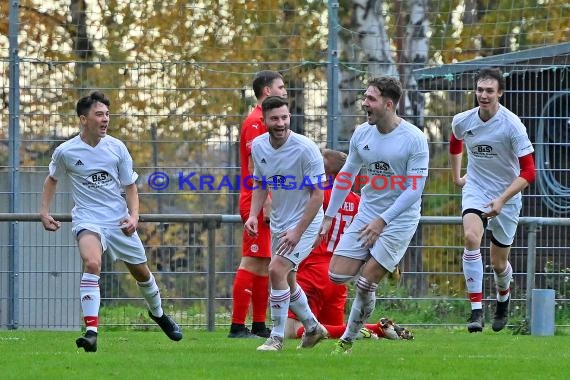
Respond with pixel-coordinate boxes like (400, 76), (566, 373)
(1, 329), (568, 379)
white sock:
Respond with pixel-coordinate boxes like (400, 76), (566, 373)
(80, 273), (101, 333)
(289, 285), (317, 333)
(341, 277), (377, 342)
(269, 288), (290, 339)
(137, 274), (164, 318)
(494, 262), (512, 302)
(463, 248), (483, 309)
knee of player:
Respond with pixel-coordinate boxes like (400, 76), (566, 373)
(83, 259), (101, 275)
(328, 271), (354, 284)
(463, 230), (482, 247)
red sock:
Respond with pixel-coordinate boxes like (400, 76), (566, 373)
(231, 269), (255, 324)
(84, 316), (99, 329)
(365, 323), (382, 337)
(251, 274), (269, 323)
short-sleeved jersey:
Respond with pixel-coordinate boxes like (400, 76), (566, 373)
(238, 105), (266, 209)
(251, 132), (326, 232)
(332, 120), (429, 224)
(49, 135), (138, 227)
(452, 105), (534, 204)
(310, 188), (360, 258)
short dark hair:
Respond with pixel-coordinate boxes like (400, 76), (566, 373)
(368, 76), (402, 105)
(252, 71), (284, 99)
(261, 96), (289, 116)
(76, 91), (110, 117)
(475, 67), (505, 91)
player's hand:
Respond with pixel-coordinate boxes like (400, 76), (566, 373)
(453, 175), (467, 188)
(315, 216), (332, 248)
(119, 216), (138, 236)
(40, 214), (61, 232)
(275, 229), (302, 256)
(244, 216), (258, 237)
(482, 198), (505, 219)
(358, 218), (386, 248)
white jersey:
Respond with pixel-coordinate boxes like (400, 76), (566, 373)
(328, 120), (429, 224)
(49, 135), (138, 227)
(452, 105), (534, 204)
(251, 132), (326, 233)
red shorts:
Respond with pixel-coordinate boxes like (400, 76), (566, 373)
(240, 208), (271, 258)
(289, 257), (347, 325)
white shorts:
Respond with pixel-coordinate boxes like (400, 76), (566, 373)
(333, 217), (418, 273)
(271, 222), (319, 269)
(72, 223), (147, 264)
(462, 191), (522, 245)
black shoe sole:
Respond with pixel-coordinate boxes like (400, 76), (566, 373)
(491, 320), (508, 332)
(148, 312), (183, 341)
(76, 336), (97, 352)
(467, 323), (484, 333)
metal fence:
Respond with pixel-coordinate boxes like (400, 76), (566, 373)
(1, 213), (569, 332)
(1, 2), (569, 332)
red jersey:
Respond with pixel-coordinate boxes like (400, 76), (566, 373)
(311, 188), (360, 258)
(238, 105), (266, 209)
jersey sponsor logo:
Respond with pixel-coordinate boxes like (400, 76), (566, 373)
(471, 144), (497, 158)
(82, 171), (113, 189)
(75, 159), (84, 166)
(367, 161), (394, 176)
(267, 175), (289, 189)
(260, 158), (266, 164)
(363, 144), (370, 150)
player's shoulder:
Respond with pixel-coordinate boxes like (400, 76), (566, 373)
(102, 134), (125, 145)
(241, 106), (263, 129)
(53, 135), (81, 155)
(497, 105), (526, 129)
(452, 107), (478, 127)
(251, 132), (269, 147)
(290, 132), (321, 156)
(290, 131), (317, 145)
(400, 120), (426, 139)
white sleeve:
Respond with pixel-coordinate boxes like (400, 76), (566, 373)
(380, 176), (427, 224)
(48, 146), (66, 180)
(118, 142), (137, 186)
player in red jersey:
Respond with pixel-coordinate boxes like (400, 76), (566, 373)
(229, 71), (287, 338)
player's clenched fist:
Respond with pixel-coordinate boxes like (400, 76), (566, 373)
(40, 214), (61, 231)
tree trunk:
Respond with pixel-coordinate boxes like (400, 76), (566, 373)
(338, 0), (398, 152)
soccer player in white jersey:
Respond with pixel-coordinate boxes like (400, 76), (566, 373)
(449, 67), (535, 333)
(319, 76), (429, 354)
(40, 91), (182, 352)
(244, 96), (328, 351)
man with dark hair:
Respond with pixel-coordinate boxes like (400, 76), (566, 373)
(230, 71), (287, 338)
(449, 67), (535, 333)
(40, 91), (182, 352)
(245, 96), (328, 351)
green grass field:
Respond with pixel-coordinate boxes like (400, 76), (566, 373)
(0, 328), (568, 379)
